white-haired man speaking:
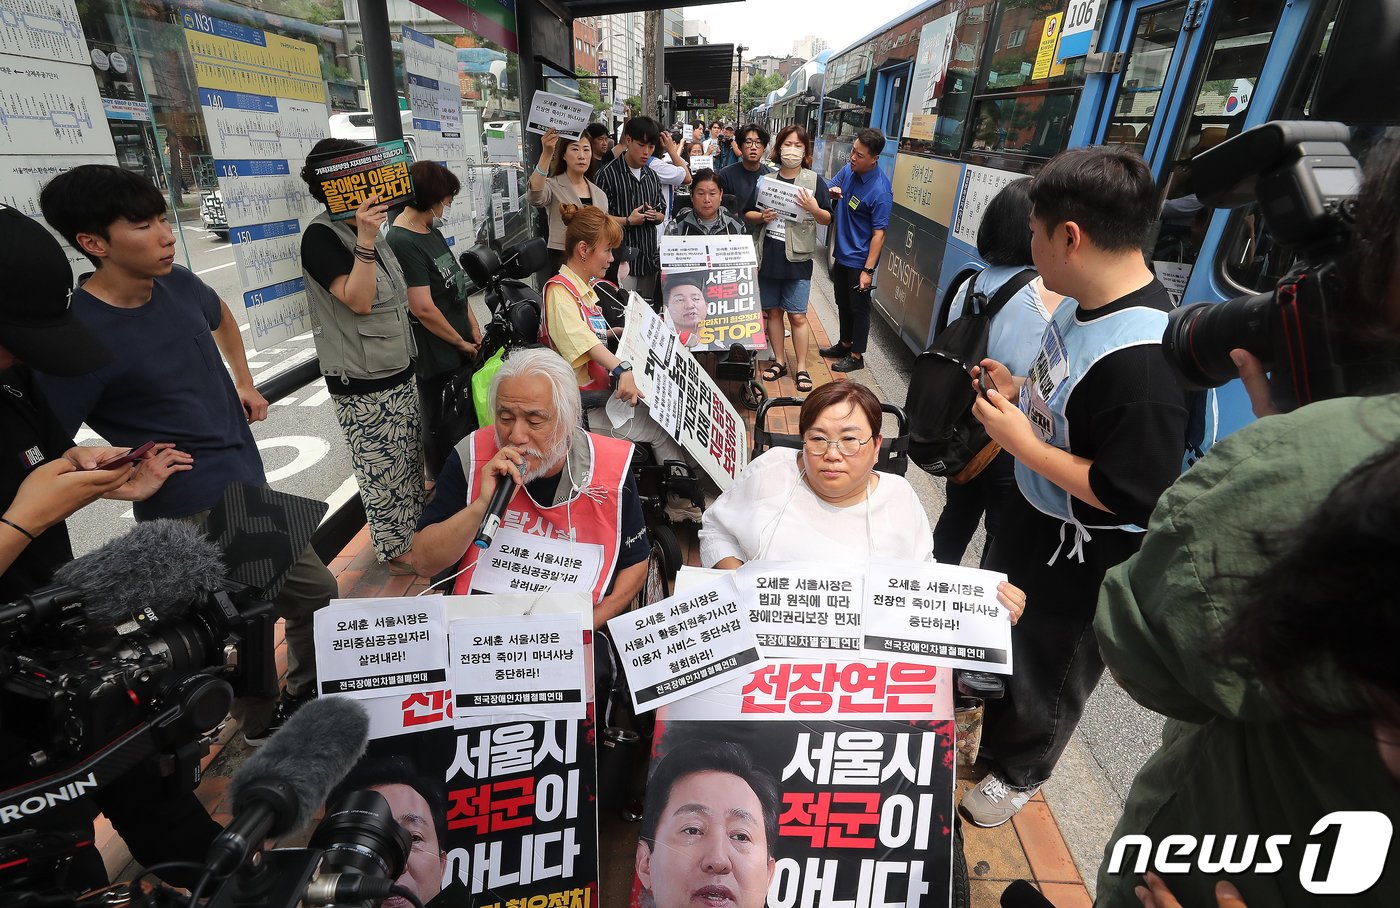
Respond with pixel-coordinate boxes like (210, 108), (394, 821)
(410, 347), (649, 627)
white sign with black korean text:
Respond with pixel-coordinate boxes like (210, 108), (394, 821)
(315, 597), (449, 698)
(659, 234), (759, 271)
(525, 90), (594, 141)
(468, 527), (604, 598)
(607, 574), (762, 712)
(450, 612), (586, 720)
(689, 153), (714, 172)
(952, 165), (1025, 247)
(756, 175), (813, 223)
(735, 561), (866, 659)
(615, 293), (749, 489)
(862, 559), (1014, 673)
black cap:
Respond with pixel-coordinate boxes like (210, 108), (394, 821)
(0, 204), (112, 375)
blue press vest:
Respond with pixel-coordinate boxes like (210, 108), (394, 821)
(1014, 302), (1171, 536)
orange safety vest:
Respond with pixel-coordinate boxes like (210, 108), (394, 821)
(541, 273), (612, 391)
(453, 427), (634, 605)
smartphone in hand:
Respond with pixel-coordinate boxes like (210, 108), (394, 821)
(93, 441), (155, 470)
(977, 369), (1000, 400)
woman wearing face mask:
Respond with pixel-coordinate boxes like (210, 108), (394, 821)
(529, 128), (611, 273)
(755, 126), (833, 394)
(386, 160), (482, 478)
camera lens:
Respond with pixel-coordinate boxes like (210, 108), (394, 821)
(1162, 291), (1275, 389)
(310, 789), (410, 882)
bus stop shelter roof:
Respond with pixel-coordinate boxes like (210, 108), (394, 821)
(663, 43), (737, 100)
(563, 0), (737, 14)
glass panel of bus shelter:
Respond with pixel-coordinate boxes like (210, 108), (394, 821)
(1150, 0), (1286, 280)
(1103, 4), (1188, 156)
(982, 0), (1085, 95)
(1220, 1), (1400, 293)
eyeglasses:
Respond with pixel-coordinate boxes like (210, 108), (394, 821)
(742, 138), (765, 147)
(802, 435), (874, 457)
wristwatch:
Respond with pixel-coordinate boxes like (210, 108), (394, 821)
(862, 267), (876, 275)
(610, 361), (633, 383)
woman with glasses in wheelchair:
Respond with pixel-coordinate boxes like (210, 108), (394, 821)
(701, 382), (1025, 619)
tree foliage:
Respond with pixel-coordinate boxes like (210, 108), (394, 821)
(740, 72), (787, 112)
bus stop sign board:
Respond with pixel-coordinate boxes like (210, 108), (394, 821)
(1058, 0), (1104, 61)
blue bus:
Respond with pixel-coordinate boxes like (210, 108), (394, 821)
(816, 0), (1400, 434)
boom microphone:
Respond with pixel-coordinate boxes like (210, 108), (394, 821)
(204, 696), (370, 878)
(473, 475), (517, 549)
(0, 519), (226, 631)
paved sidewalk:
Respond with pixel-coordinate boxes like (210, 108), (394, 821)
(99, 269), (1098, 906)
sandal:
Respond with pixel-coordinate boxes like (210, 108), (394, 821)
(794, 370), (813, 393)
(762, 362), (789, 382)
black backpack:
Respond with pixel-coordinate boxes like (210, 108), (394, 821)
(907, 268), (1038, 481)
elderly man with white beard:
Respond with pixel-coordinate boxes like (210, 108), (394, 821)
(410, 347), (649, 627)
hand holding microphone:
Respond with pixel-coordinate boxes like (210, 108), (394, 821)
(472, 446), (526, 550)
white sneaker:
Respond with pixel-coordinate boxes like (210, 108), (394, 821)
(959, 772), (1039, 827)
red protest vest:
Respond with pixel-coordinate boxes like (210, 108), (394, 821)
(453, 427), (634, 604)
(541, 272), (612, 391)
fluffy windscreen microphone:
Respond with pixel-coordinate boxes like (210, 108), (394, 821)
(0, 519), (227, 631)
(52, 518), (226, 629)
(205, 697), (371, 877)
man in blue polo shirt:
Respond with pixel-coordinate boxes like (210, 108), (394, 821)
(820, 128), (893, 372)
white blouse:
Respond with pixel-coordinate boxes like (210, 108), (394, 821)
(699, 448), (934, 567)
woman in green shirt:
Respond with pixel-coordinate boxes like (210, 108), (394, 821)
(386, 160), (482, 476)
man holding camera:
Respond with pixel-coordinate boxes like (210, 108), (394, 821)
(0, 204), (219, 893)
(962, 146), (1190, 827)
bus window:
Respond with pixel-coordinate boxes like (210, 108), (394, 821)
(1103, 4), (1188, 156)
(898, 0), (996, 159)
(982, 1), (1084, 94)
(966, 92), (1078, 161)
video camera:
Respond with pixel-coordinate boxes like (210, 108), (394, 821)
(0, 486), (324, 897)
(1161, 120), (1393, 411)
(460, 236), (546, 354)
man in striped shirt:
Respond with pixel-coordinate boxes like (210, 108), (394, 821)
(594, 116), (667, 303)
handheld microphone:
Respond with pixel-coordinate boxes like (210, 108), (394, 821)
(0, 519), (226, 631)
(473, 476), (517, 549)
(204, 696), (370, 878)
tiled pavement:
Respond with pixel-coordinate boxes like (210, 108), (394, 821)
(100, 305), (1093, 906)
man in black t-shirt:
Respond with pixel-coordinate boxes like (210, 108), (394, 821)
(718, 123), (773, 235)
(960, 147), (1189, 827)
(0, 205), (218, 894)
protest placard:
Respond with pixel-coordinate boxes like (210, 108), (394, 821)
(862, 558), (1014, 673)
(314, 597), (447, 699)
(756, 174), (815, 222)
(659, 234), (765, 352)
(735, 561), (866, 659)
(306, 140), (414, 220)
(689, 153), (714, 172)
(607, 573), (762, 712)
(321, 590), (599, 906)
(615, 292), (750, 489)
(450, 612), (587, 720)
(525, 89), (594, 141)
(630, 660), (954, 908)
